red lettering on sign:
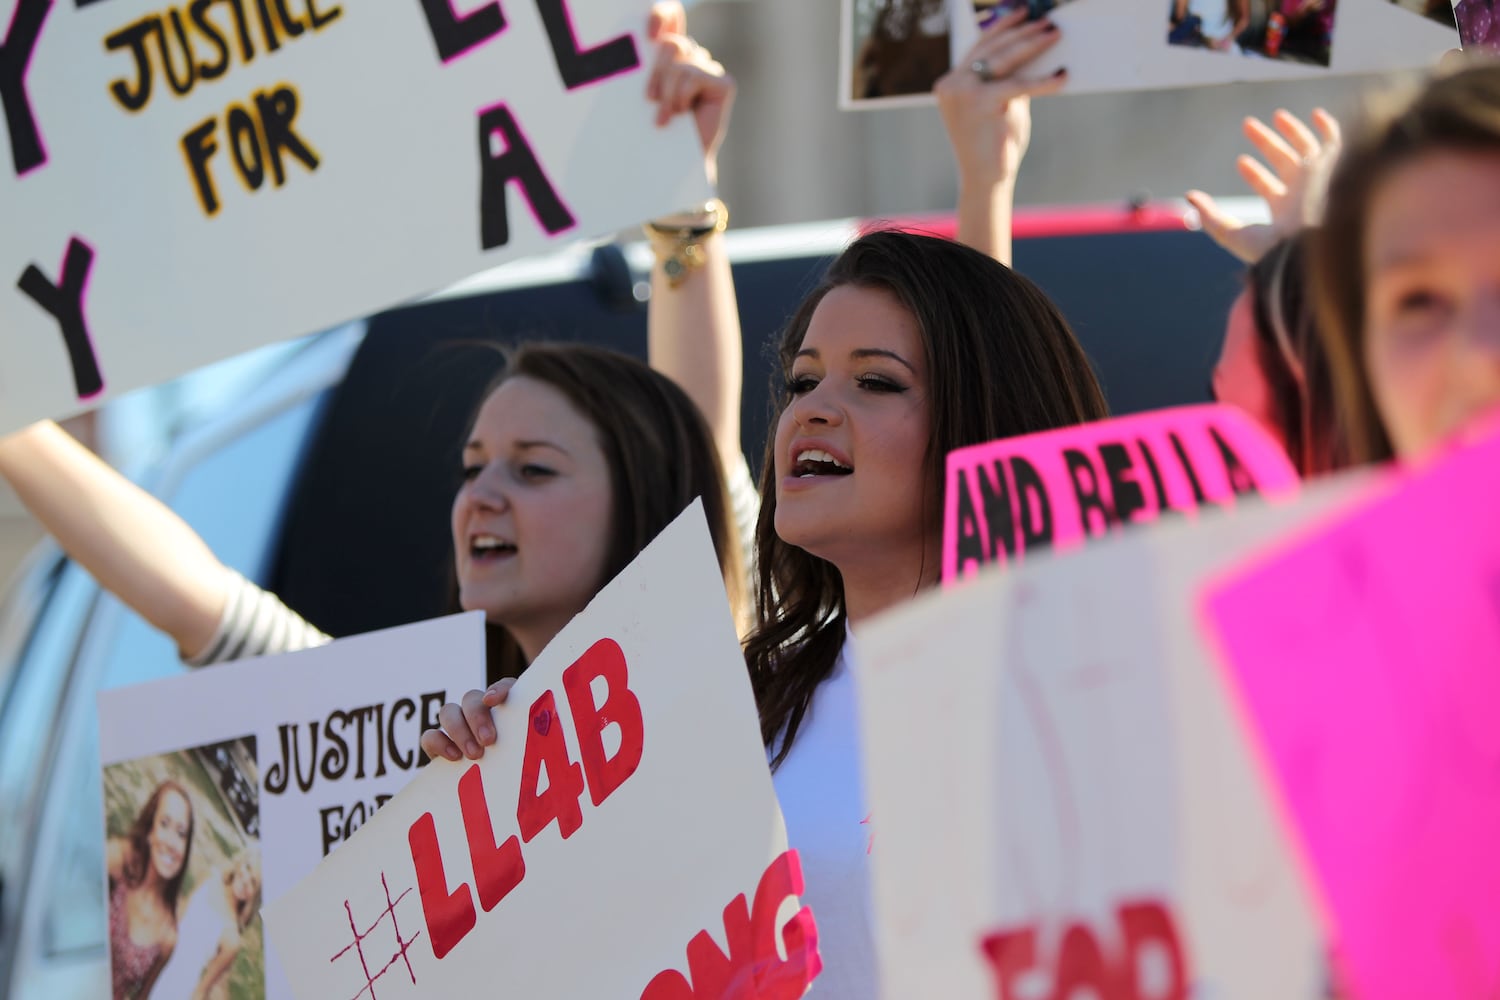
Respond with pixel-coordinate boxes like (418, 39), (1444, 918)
(638, 850), (822, 1000)
(407, 812), (475, 960)
(978, 899), (1188, 1000)
(563, 638), (645, 807)
(458, 764), (526, 911)
(406, 640), (650, 961)
(516, 688), (587, 842)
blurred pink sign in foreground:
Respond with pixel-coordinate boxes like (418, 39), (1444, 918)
(942, 403), (1300, 582)
(1202, 425), (1500, 1000)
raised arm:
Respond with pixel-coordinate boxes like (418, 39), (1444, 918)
(0, 421), (231, 658)
(641, 2), (743, 468)
(935, 7), (1069, 266)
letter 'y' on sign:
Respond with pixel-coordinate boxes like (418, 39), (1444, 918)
(263, 501), (818, 1000)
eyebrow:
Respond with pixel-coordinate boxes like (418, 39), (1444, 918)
(461, 439), (572, 457)
(793, 347), (917, 374)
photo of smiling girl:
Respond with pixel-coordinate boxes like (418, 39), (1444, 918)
(104, 737), (264, 1000)
(106, 780), (195, 1000)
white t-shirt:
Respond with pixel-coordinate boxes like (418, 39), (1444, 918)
(771, 635), (877, 998)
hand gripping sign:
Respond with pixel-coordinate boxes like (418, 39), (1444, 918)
(942, 403), (1301, 583)
(1202, 421), (1500, 1000)
(263, 501), (821, 1000)
(0, 0), (709, 435)
(857, 480), (1371, 1000)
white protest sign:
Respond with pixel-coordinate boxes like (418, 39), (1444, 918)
(842, 0), (1455, 108)
(98, 610), (486, 999)
(263, 502), (820, 1000)
(0, 0), (709, 435)
(854, 478), (1372, 1000)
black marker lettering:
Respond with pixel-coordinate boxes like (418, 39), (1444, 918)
(17, 237), (104, 399)
(535, 0), (638, 89)
(1138, 437), (1170, 511)
(189, 0), (230, 78)
(104, 17), (157, 112)
(418, 0), (504, 62)
(1209, 426), (1259, 495)
(389, 698), (417, 770)
(253, 0), (282, 52)
(158, 8), (197, 95)
(1100, 442), (1146, 524)
(1169, 432), (1209, 504)
(953, 466), (986, 574)
(181, 116), (220, 214)
(1064, 448), (1112, 536)
(0, 0), (51, 174)
(219, 0), (257, 63)
(271, 0), (305, 36)
(1011, 457), (1053, 553)
(477, 103), (574, 250)
(304, 0), (340, 29)
(253, 84), (317, 185)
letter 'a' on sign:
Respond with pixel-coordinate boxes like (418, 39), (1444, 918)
(477, 102), (576, 251)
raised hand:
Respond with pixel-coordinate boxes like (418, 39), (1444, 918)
(1186, 107), (1342, 264)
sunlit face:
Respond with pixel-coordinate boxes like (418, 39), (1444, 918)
(450, 377), (613, 651)
(1213, 289), (1281, 444)
(148, 790), (190, 882)
(1363, 150), (1500, 460)
(773, 285), (933, 568)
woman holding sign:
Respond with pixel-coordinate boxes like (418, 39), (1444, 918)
(1310, 60), (1500, 462)
(0, 4), (751, 687)
(107, 780), (195, 999)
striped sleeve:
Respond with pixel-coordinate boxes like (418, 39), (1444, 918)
(727, 452), (761, 584)
(183, 570), (332, 667)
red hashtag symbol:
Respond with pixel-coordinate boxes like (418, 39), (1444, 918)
(330, 872), (422, 1000)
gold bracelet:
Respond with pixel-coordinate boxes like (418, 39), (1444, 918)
(642, 198), (729, 289)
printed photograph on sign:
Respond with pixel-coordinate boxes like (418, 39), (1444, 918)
(1453, 0), (1499, 48)
(1167, 0), (1340, 66)
(103, 737), (264, 1000)
(1386, 0), (1460, 32)
(844, 0), (953, 104)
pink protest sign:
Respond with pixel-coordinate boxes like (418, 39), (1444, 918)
(942, 403), (1300, 582)
(1201, 426), (1500, 1000)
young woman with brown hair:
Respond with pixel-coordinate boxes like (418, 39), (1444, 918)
(1310, 60), (1500, 463)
